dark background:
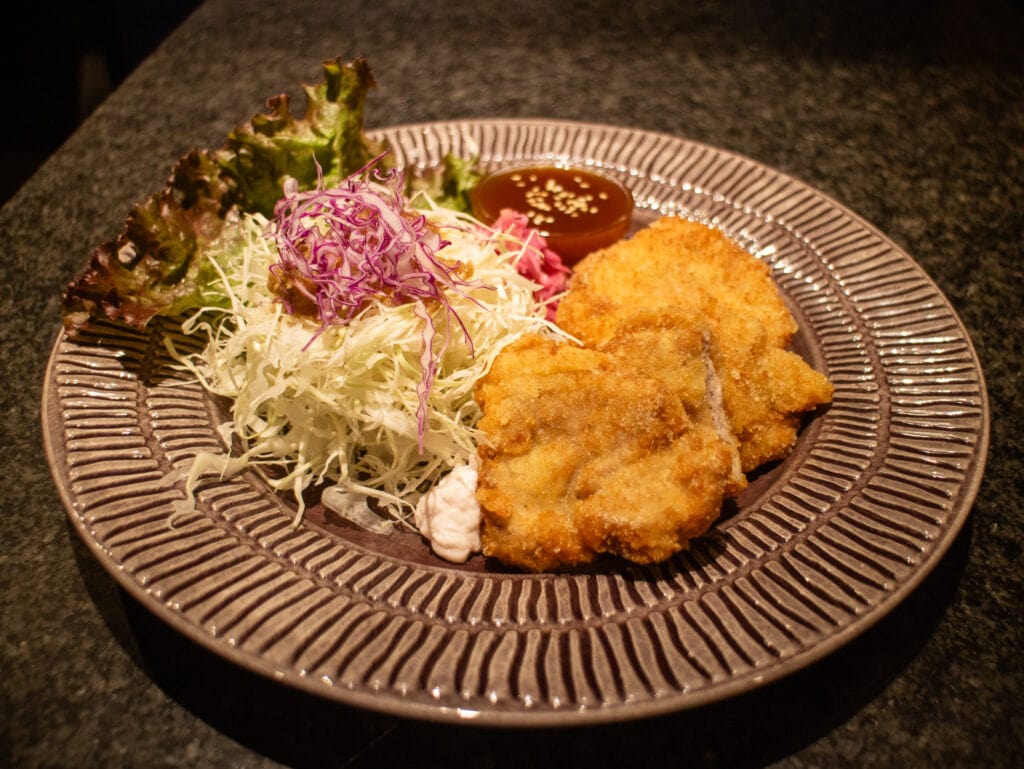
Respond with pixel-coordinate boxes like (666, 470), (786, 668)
(2, 2), (201, 206)
(2, 1), (1020, 766)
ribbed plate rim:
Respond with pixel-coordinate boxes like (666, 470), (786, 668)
(42, 118), (990, 727)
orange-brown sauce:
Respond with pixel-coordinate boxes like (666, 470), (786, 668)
(470, 165), (634, 264)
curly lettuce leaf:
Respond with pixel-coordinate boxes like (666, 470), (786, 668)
(216, 57), (388, 217)
(61, 57), (384, 335)
(407, 153), (483, 213)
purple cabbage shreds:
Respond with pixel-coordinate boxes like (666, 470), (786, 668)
(267, 154), (489, 450)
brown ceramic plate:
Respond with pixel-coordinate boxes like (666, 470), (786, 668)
(42, 119), (989, 726)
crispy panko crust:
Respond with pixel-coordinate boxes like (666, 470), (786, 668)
(555, 216), (834, 472)
(475, 315), (743, 572)
(474, 216), (833, 572)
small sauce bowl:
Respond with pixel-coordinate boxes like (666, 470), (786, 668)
(470, 164), (634, 265)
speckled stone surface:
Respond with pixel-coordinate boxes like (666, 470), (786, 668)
(2, 1), (1021, 767)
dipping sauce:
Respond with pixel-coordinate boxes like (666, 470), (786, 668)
(470, 165), (634, 265)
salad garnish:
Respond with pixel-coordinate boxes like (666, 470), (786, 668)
(489, 209), (570, 322)
(59, 57), (477, 337)
(268, 154), (491, 448)
(59, 57), (573, 540)
(166, 188), (562, 528)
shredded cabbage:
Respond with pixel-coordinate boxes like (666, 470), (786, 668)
(166, 186), (562, 527)
(268, 157), (488, 449)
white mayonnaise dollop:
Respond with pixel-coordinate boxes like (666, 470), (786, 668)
(414, 462), (482, 563)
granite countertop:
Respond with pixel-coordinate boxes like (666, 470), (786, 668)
(2, 1), (1021, 766)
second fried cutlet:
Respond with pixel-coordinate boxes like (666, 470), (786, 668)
(555, 216), (833, 472)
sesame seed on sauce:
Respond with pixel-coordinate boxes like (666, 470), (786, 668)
(470, 165), (634, 265)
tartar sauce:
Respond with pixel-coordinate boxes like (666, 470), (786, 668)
(414, 462), (482, 563)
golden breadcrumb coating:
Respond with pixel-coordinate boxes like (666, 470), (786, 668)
(556, 216), (833, 472)
(475, 314), (742, 572)
(474, 216), (833, 571)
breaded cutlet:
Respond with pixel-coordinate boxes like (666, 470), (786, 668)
(556, 216), (833, 472)
(475, 317), (741, 572)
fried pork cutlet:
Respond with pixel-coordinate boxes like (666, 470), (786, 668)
(475, 314), (743, 572)
(555, 216), (834, 472)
